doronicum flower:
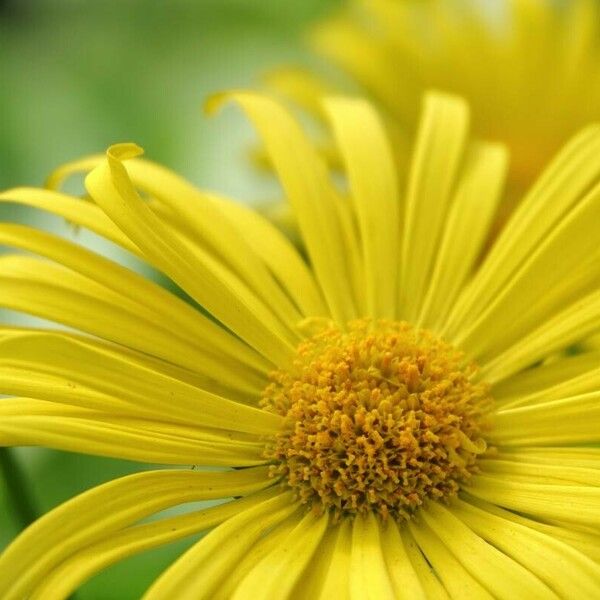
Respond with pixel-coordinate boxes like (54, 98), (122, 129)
(0, 91), (600, 598)
(270, 0), (600, 192)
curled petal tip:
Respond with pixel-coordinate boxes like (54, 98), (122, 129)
(204, 89), (252, 116)
(107, 143), (144, 162)
(203, 91), (230, 116)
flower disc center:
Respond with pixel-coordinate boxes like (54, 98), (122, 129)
(262, 320), (491, 520)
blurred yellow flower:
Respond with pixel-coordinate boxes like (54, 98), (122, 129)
(271, 0), (600, 195)
(0, 91), (599, 598)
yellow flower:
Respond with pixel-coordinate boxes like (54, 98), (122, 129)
(1, 90), (600, 598)
(271, 0), (600, 192)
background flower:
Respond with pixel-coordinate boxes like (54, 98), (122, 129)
(270, 0), (600, 197)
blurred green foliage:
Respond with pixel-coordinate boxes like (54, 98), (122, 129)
(0, 0), (340, 191)
(0, 0), (340, 597)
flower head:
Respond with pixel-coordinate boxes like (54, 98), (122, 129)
(0, 91), (599, 598)
(263, 320), (491, 521)
(271, 0), (600, 192)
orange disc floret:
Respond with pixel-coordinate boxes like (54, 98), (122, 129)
(262, 320), (492, 521)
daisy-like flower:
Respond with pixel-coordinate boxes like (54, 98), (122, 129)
(1, 91), (600, 599)
(270, 0), (600, 191)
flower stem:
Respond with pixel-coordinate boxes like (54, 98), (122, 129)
(0, 447), (37, 530)
(0, 449), (81, 599)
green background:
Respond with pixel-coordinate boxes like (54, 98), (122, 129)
(0, 1), (340, 597)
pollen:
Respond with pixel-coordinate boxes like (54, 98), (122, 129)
(262, 320), (492, 521)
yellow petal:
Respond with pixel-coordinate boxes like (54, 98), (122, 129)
(421, 502), (556, 599)
(0, 331), (280, 435)
(350, 512), (396, 599)
(0, 469), (273, 600)
(407, 518), (492, 600)
(0, 223), (270, 376)
(483, 495), (600, 563)
(232, 509), (329, 600)
(335, 190), (367, 315)
(47, 153), (307, 332)
(493, 349), (600, 409)
(490, 391), (600, 446)
(214, 511), (302, 600)
(0, 401), (266, 466)
(454, 175), (600, 361)
(0, 329), (254, 407)
(380, 520), (426, 600)
(265, 67), (334, 121)
(399, 91), (469, 320)
(44, 153), (105, 190)
(418, 142), (507, 330)
(211, 193), (327, 318)
(144, 491), (297, 600)
(0, 187), (137, 253)
(0, 397), (259, 444)
(119, 158), (305, 333)
(29, 491), (272, 600)
(496, 447), (600, 470)
(85, 144), (295, 365)
(480, 458), (600, 486)
(480, 288), (600, 383)
(207, 92), (357, 324)
(446, 126), (600, 340)
(0, 255), (267, 394)
(465, 474), (600, 527)
(315, 519), (352, 600)
(399, 527), (449, 600)
(312, 15), (416, 120)
(324, 96), (399, 319)
(295, 521), (344, 600)
(454, 496), (600, 598)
